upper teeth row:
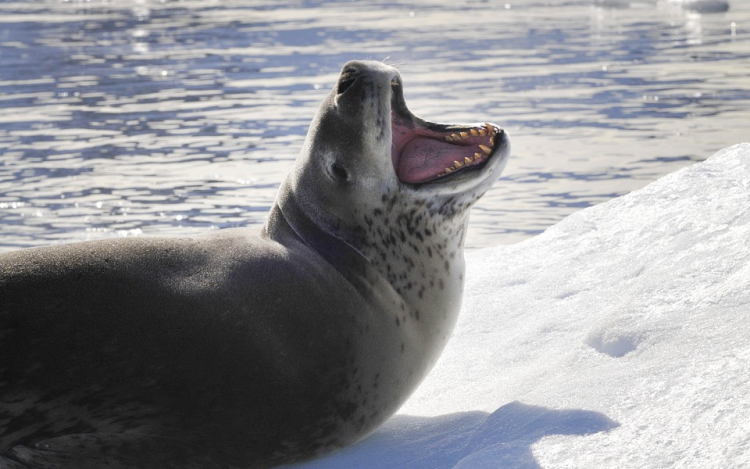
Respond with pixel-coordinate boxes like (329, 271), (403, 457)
(444, 123), (497, 142)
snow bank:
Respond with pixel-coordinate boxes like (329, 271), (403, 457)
(288, 143), (750, 469)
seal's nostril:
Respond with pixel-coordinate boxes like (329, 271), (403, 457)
(337, 68), (358, 95)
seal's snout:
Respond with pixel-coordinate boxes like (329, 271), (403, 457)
(330, 60), (509, 190)
(335, 61), (399, 99)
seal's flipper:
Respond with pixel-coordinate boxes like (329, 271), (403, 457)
(4, 434), (120, 469)
(2, 433), (200, 469)
(0, 455), (28, 469)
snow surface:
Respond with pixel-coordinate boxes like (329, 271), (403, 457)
(286, 143), (750, 469)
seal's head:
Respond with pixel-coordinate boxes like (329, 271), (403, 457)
(276, 59), (510, 354)
(286, 59), (509, 241)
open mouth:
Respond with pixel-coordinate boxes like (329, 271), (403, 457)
(390, 85), (503, 185)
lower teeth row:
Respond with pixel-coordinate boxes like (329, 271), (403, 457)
(443, 153), (485, 175)
(438, 133), (495, 176)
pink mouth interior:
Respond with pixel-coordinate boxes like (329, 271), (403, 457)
(391, 114), (498, 184)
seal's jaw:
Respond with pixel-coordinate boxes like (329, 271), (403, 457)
(389, 78), (509, 192)
(391, 118), (505, 185)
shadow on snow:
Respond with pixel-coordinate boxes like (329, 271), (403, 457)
(287, 401), (618, 469)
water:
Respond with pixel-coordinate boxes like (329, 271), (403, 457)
(0, 0), (748, 251)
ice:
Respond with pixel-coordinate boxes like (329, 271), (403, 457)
(286, 143), (750, 468)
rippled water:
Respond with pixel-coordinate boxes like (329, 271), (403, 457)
(1, 0), (748, 251)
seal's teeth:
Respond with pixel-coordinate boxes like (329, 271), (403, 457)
(460, 131), (469, 139)
(479, 144), (492, 155)
(489, 135), (495, 146)
(471, 129), (479, 137)
(454, 160), (463, 168)
(445, 167), (454, 174)
(485, 123), (495, 135)
(474, 152), (483, 160)
(445, 135), (453, 142)
(464, 157), (473, 164)
(478, 128), (487, 137)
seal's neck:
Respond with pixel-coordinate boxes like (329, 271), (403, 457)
(264, 188), (400, 316)
(264, 186), (466, 358)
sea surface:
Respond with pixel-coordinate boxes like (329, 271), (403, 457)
(1, 0), (748, 251)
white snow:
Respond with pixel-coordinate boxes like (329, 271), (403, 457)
(286, 143), (750, 469)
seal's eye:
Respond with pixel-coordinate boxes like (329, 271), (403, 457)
(337, 69), (357, 95)
(331, 162), (349, 180)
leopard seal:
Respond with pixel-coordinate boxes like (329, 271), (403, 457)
(0, 60), (510, 468)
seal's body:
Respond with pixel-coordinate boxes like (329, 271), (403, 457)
(0, 61), (510, 468)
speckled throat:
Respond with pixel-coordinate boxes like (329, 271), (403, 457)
(275, 175), (470, 351)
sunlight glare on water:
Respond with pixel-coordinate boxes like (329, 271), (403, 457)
(0, 0), (748, 251)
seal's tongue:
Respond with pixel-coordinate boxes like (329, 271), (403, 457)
(392, 117), (498, 184)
